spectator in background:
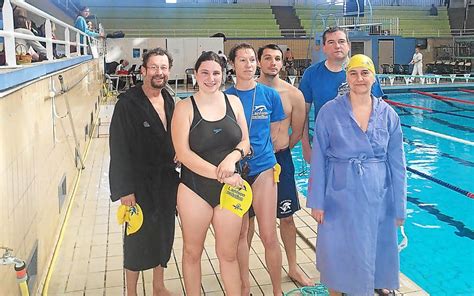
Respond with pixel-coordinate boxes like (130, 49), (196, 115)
(87, 21), (94, 32)
(284, 47), (294, 64)
(75, 6), (102, 53)
(390, 0), (400, 6)
(409, 45), (423, 81)
(75, 6), (99, 38)
(105, 61), (120, 75)
(116, 59), (130, 73)
(218, 50), (227, 65)
(37, 21), (60, 58)
(14, 15), (47, 62)
(13, 6), (41, 37)
(218, 50), (230, 83)
(429, 4), (438, 16)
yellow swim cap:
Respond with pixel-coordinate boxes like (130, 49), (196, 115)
(117, 203), (144, 235)
(220, 180), (253, 217)
(346, 54), (376, 74)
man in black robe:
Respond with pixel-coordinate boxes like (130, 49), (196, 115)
(109, 47), (179, 296)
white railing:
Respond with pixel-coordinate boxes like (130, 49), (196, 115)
(368, 0), (445, 6)
(37, 0), (450, 6)
(114, 28), (284, 38)
(378, 73), (474, 86)
(299, 0), (444, 6)
(400, 28), (474, 37)
(111, 18), (400, 38)
(336, 16), (399, 35)
(0, 0), (101, 67)
(454, 28), (474, 36)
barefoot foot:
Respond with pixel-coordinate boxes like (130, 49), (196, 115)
(288, 267), (314, 286)
(154, 287), (174, 296)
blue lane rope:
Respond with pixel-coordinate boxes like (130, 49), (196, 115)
(386, 98), (474, 120)
(408, 195), (474, 239)
(386, 99), (474, 133)
(406, 167), (474, 199)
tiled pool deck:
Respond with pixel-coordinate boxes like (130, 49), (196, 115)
(45, 135), (428, 296)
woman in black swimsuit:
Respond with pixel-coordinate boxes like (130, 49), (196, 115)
(171, 51), (250, 295)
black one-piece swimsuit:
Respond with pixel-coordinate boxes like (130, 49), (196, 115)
(181, 94), (242, 207)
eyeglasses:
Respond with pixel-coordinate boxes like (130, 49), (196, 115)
(146, 65), (168, 72)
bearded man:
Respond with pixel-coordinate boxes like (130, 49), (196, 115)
(109, 47), (179, 296)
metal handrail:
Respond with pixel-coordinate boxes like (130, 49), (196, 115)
(1, 0), (101, 66)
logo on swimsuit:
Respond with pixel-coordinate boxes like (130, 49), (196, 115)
(252, 105), (269, 120)
(279, 200), (292, 214)
(143, 121), (151, 127)
(213, 128), (222, 134)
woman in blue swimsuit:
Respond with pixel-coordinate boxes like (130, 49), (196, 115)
(172, 51), (250, 295)
(226, 43), (286, 295)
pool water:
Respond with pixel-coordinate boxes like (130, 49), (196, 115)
(292, 90), (474, 296)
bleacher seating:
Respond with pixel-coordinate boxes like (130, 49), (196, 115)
(295, 5), (451, 38)
(87, 3), (281, 38)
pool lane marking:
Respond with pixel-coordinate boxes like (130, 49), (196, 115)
(407, 167), (474, 199)
(458, 88), (474, 94)
(385, 99), (432, 111)
(401, 123), (474, 146)
(385, 99), (474, 120)
(407, 196), (474, 239)
(403, 138), (474, 167)
(412, 90), (474, 105)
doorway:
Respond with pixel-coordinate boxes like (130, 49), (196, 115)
(378, 40), (394, 73)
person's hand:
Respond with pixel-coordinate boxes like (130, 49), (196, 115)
(217, 154), (237, 182)
(120, 193), (136, 206)
(311, 209), (324, 224)
(302, 140), (312, 163)
(222, 173), (244, 188)
(396, 219), (405, 226)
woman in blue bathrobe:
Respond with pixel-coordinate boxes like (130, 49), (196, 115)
(307, 54), (407, 296)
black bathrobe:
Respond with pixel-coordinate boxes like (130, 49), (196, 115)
(109, 84), (179, 271)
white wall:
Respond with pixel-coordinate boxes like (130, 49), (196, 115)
(166, 37), (223, 80)
(105, 37), (223, 80)
(105, 38), (167, 66)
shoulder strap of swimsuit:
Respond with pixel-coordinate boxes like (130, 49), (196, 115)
(223, 93), (238, 121)
(189, 95), (203, 130)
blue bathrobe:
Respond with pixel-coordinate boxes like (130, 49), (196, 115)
(307, 93), (407, 295)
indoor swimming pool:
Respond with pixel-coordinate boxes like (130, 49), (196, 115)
(292, 89), (474, 296)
